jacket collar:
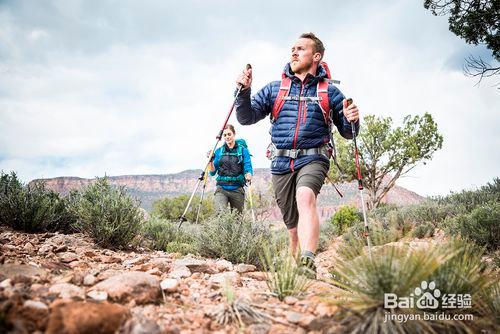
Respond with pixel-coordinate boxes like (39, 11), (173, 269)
(283, 62), (328, 84)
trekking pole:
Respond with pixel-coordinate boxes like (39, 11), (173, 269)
(195, 166), (210, 224)
(347, 98), (372, 260)
(247, 180), (256, 224)
(179, 64), (252, 227)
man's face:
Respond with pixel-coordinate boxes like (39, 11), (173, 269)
(290, 38), (320, 74)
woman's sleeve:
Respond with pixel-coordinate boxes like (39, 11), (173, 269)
(209, 148), (221, 176)
(242, 148), (253, 175)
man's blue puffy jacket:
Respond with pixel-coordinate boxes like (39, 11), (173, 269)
(236, 62), (359, 175)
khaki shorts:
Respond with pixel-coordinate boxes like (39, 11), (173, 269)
(272, 161), (329, 229)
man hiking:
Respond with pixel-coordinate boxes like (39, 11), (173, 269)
(235, 32), (360, 278)
(208, 124), (253, 214)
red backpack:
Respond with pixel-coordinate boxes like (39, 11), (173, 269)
(271, 61), (336, 124)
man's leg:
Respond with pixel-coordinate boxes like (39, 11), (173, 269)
(296, 186), (320, 253)
(272, 172), (299, 252)
(287, 227), (299, 256)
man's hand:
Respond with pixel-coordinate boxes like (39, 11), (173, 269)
(245, 173), (252, 182)
(343, 98), (359, 123)
(236, 66), (252, 90)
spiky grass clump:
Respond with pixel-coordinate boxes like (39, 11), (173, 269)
(207, 280), (271, 327)
(261, 244), (312, 301)
(411, 222), (435, 239)
(328, 240), (499, 333)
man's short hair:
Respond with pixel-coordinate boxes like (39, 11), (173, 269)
(299, 32), (325, 59)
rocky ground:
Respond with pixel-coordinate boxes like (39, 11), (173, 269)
(0, 226), (346, 334)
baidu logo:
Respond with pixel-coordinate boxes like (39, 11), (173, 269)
(384, 280), (471, 310)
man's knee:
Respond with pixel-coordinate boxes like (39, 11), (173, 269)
(296, 186), (316, 210)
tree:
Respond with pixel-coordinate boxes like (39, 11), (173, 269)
(423, 0), (500, 82)
(329, 113), (443, 208)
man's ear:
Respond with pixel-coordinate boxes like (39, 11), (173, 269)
(313, 53), (322, 62)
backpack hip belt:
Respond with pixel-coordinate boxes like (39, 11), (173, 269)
(267, 143), (331, 160)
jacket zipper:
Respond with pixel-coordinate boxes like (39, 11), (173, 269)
(291, 78), (307, 172)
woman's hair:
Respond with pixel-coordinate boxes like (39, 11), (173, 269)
(224, 124), (235, 134)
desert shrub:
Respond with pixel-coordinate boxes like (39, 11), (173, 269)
(196, 209), (270, 267)
(445, 202), (500, 251)
(412, 222), (435, 239)
(338, 222), (403, 261)
(70, 177), (143, 248)
(141, 217), (198, 254)
(261, 244), (311, 301)
(328, 205), (361, 236)
(152, 194), (214, 223)
(436, 178), (500, 212)
(386, 209), (413, 236)
(328, 240), (499, 333)
(0, 172), (75, 233)
(317, 222), (338, 252)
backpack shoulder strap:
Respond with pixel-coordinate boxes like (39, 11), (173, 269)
(271, 74), (292, 121)
(317, 79), (330, 125)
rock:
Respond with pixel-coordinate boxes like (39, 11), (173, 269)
(148, 257), (170, 272)
(284, 296), (298, 305)
(160, 279), (179, 293)
(58, 252), (79, 263)
(285, 311), (305, 324)
(0, 263), (47, 280)
(97, 269), (123, 281)
(0, 278), (12, 288)
(23, 300), (49, 311)
(83, 274), (97, 286)
(101, 255), (123, 264)
(173, 257), (218, 274)
(298, 314), (316, 328)
(235, 264), (256, 273)
(209, 272), (241, 287)
(91, 272), (160, 304)
(315, 303), (338, 317)
(120, 317), (162, 334)
(215, 259), (233, 272)
(169, 265), (191, 279)
(38, 244), (53, 255)
(54, 244), (68, 253)
(49, 283), (85, 300)
(87, 290), (108, 302)
(123, 257), (147, 267)
(247, 323), (272, 334)
(23, 242), (35, 253)
(46, 300), (130, 334)
(242, 271), (267, 281)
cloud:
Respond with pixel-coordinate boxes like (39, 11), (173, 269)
(0, 0), (498, 197)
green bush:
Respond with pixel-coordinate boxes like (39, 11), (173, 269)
(436, 178), (500, 212)
(445, 202), (500, 251)
(70, 177), (143, 248)
(329, 240), (499, 333)
(141, 217), (198, 255)
(328, 205), (361, 236)
(196, 209), (270, 267)
(317, 222), (338, 252)
(152, 194), (214, 222)
(412, 222), (435, 239)
(0, 172), (75, 233)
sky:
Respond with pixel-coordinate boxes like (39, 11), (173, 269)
(0, 0), (498, 197)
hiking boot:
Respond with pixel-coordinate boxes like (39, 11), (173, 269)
(298, 256), (317, 279)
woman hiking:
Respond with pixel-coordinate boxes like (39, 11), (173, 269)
(208, 124), (253, 213)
